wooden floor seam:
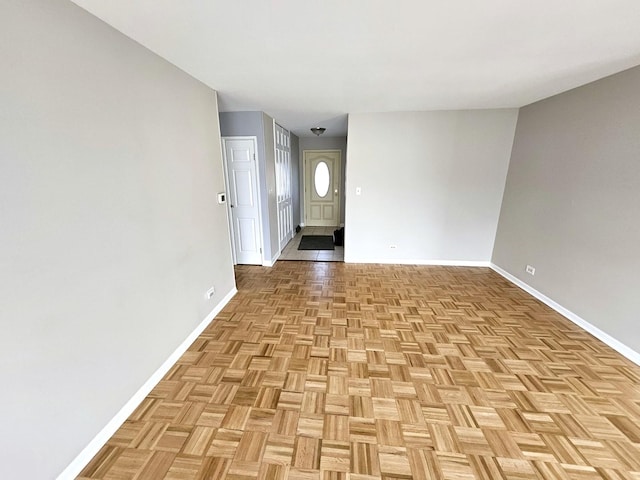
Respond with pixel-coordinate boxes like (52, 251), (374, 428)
(78, 262), (640, 480)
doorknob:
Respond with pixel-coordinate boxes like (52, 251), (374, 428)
(230, 204), (235, 208)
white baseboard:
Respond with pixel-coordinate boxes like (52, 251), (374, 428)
(490, 263), (640, 366)
(344, 257), (490, 267)
(57, 287), (238, 480)
(263, 250), (280, 267)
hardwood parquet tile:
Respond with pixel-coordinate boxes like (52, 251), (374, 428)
(78, 262), (640, 479)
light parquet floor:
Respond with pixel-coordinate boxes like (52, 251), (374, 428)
(78, 262), (640, 480)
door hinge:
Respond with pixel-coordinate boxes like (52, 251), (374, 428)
(253, 153), (256, 160)
(259, 248), (262, 253)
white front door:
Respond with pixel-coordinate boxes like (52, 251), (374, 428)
(223, 137), (263, 265)
(304, 150), (341, 226)
(274, 124), (293, 251)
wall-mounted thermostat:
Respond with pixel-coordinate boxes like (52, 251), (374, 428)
(217, 192), (226, 204)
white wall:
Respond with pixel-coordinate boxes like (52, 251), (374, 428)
(493, 65), (640, 356)
(0, 1), (235, 478)
(345, 110), (518, 264)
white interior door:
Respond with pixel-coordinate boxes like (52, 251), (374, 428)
(304, 150), (341, 226)
(223, 137), (263, 265)
(274, 124), (293, 251)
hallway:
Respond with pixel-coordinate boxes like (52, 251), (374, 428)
(279, 226), (344, 262)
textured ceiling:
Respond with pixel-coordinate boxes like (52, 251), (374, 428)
(71, 0), (640, 136)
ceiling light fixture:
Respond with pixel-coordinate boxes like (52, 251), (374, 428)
(310, 127), (326, 136)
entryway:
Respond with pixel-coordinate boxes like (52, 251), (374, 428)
(279, 226), (344, 262)
(303, 150), (341, 227)
(281, 148), (344, 263)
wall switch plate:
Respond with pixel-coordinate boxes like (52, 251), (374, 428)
(355, 187), (362, 195)
(526, 265), (535, 275)
(205, 287), (215, 299)
(217, 192), (226, 204)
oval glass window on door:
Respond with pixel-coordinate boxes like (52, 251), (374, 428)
(314, 161), (330, 198)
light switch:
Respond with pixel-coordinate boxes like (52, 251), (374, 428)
(217, 192), (226, 204)
(355, 187), (362, 196)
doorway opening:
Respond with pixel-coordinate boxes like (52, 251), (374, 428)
(279, 149), (344, 262)
(278, 225), (343, 261)
(303, 150), (341, 226)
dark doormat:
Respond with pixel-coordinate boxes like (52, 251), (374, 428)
(298, 235), (335, 251)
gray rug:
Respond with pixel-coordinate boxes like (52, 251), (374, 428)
(298, 235), (335, 250)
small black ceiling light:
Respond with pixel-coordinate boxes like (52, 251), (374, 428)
(310, 127), (326, 136)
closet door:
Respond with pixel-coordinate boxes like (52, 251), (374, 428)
(274, 124), (293, 251)
(222, 137), (263, 265)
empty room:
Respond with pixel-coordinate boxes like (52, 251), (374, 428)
(2, 1), (640, 479)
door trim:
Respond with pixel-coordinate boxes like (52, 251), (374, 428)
(221, 136), (264, 265)
(303, 149), (341, 226)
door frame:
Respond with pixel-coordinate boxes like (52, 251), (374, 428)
(303, 149), (342, 227)
(221, 136), (264, 265)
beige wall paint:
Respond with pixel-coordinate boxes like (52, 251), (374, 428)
(493, 65), (640, 355)
(0, 1), (235, 478)
(345, 110), (518, 264)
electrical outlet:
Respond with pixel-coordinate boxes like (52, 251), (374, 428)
(205, 287), (215, 299)
(526, 265), (535, 275)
